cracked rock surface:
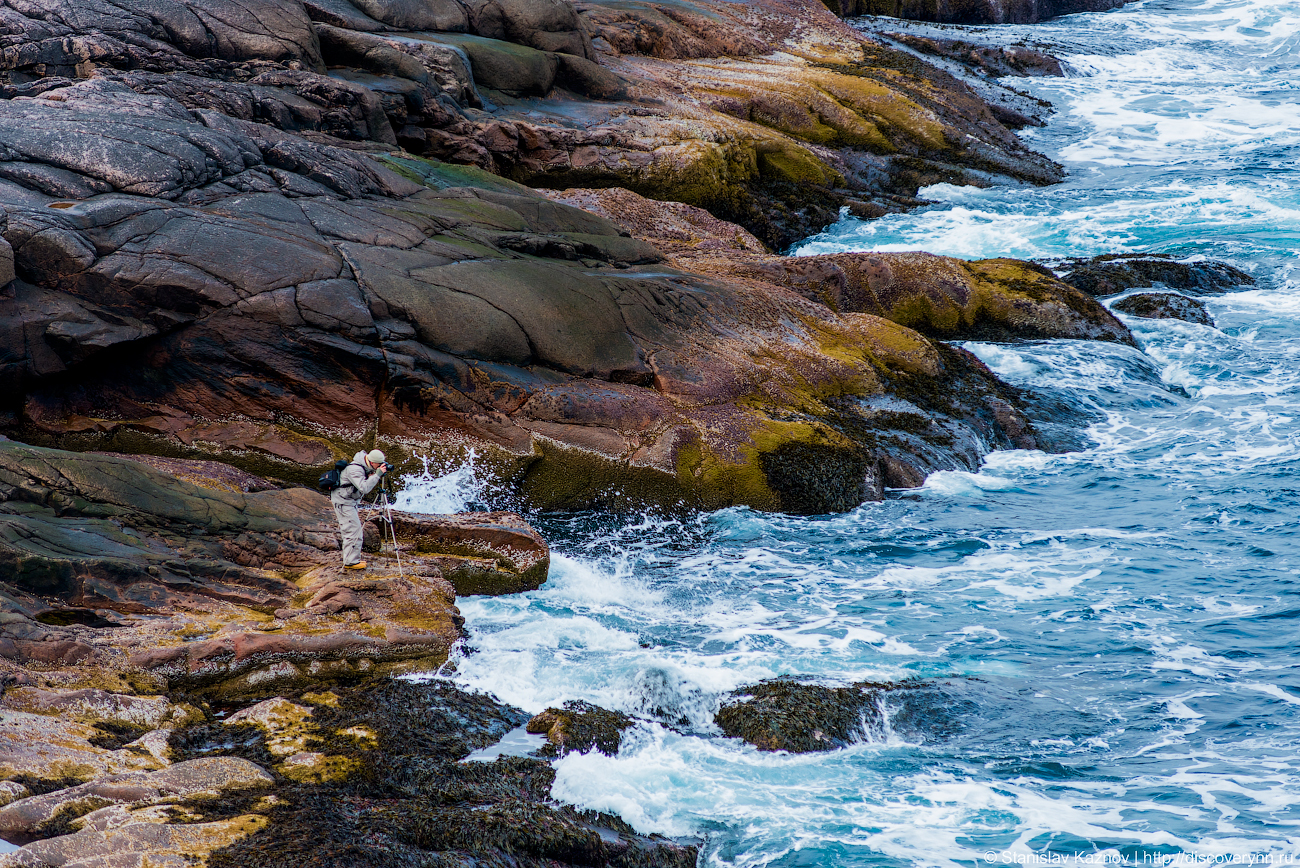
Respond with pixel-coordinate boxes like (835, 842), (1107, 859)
(0, 0), (1126, 517)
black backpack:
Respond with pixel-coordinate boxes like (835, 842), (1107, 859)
(317, 459), (351, 492)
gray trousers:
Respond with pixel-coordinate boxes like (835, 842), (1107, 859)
(333, 499), (363, 565)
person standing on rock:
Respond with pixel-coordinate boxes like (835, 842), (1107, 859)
(332, 449), (389, 571)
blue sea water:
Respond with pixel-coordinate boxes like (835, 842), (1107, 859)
(396, 1), (1300, 865)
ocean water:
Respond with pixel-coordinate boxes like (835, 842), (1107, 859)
(396, 2), (1300, 865)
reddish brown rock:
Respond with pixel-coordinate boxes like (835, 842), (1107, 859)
(0, 442), (553, 698)
(389, 510), (550, 595)
(0, 0), (1126, 521)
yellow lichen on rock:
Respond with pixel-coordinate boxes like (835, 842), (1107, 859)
(0, 817), (269, 867)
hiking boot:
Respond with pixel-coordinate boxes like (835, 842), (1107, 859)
(343, 561), (367, 570)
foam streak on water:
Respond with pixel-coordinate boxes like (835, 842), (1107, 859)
(397, 2), (1300, 864)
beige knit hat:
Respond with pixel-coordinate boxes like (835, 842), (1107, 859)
(366, 449), (386, 466)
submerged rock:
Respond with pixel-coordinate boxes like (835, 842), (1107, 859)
(1111, 292), (1215, 327)
(1058, 255), (1255, 297)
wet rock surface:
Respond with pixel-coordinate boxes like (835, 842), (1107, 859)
(527, 700), (634, 756)
(1111, 292), (1215, 327)
(1058, 255), (1255, 297)
(0, 678), (695, 868)
(715, 678), (958, 753)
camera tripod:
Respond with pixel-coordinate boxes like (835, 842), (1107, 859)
(374, 479), (405, 581)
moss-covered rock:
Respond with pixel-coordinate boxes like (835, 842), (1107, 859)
(527, 700), (633, 756)
(1059, 254), (1255, 298)
(162, 679), (697, 868)
(715, 677), (954, 753)
(727, 251), (1133, 344)
(1111, 292), (1215, 327)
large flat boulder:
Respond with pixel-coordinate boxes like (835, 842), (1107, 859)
(0, 0), (324, 80)
(0, 443), (549, 694)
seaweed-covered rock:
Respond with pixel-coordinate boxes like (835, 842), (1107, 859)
(1111, 292), (1215, 327)
(0, 678), (690, 866)
(715, 678), (957, 753)
(715, 679), (880, 753)
(527, 700), (633, 756)
(1059, 255), (1255, 297)
(183, 680), (694, 868)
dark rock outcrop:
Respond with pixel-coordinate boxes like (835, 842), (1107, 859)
(1059, 255), (1255, 297)
(715, 677), (958, 753)
(0, 677), (696, 867)
(527, 700), (634, 756)
(889, 33), (1066, 77)
(819, 0), (1127, 24)
(1111, 292), (1215, 327)
(715, 679), (883, 753)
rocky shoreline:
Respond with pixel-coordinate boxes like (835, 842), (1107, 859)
(0, 445), (699, 866)
(0, 0), (1130, 519)
(0, 0), (1262, 863)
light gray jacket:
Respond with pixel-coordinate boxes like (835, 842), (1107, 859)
(330, 451), (384, 504)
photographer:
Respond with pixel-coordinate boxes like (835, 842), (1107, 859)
(331, 449), (389, 571)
